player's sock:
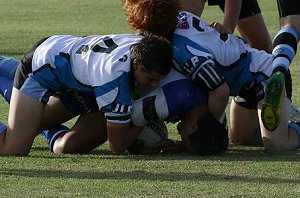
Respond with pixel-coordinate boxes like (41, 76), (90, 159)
(262, 27), (298, 131)
(288, 121), (300, 149)
(0, 121), (7, 135)
(41, 125), (70, 152)
(0, 74), (13, 103)
(272, 27), (298, 73)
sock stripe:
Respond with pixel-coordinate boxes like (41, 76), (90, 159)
(273, 29), (298, 54)
(273, 44), (296, 63)
(275, 27), (299, 41)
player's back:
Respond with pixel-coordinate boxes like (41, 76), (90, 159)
(33, 34), (142, 87)
(173, 11), (272, 95)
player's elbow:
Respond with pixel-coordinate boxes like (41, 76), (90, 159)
(216, 82), (230, 99)
(209, 82), (230, 102)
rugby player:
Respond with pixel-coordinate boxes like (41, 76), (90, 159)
(0, 34), (172, 156)
(122, 0), (300, 151)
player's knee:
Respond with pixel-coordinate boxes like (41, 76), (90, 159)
(52, 138), (76, 154)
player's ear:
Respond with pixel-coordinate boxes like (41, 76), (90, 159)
(132, 58), (140, 71)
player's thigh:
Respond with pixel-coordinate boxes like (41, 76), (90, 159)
(237, 14), (272, 52)
(280, 15), (300, 33)
(53, 112), (107, 154)
(40, 96), (76, 130)
(2, 88), (44, 155)
(230, 99), (260, 145)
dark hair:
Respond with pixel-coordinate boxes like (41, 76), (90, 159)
(132, 35), (172, 75)
(122, 0), (181, 39)
(188, 113), (229, 155)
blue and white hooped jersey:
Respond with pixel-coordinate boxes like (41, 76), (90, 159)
(131, 69), (208, 127)
(172, 11), (273, 96)
(31, 34), (143, 124)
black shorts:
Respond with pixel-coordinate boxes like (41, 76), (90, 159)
(234, 70), (292, 110)
(277, 0), (300, 17)
(14, 37), (49, 89)
(207, 0), (261, 19)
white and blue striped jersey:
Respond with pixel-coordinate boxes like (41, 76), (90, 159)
(172, 11), (273, 96)
(31, 34), (143, 124)
(132, 69), (208, 127)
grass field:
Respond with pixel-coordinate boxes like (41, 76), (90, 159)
(0, 0), (300, 197)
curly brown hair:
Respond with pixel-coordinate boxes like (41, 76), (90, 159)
(122, 0), (181, 39)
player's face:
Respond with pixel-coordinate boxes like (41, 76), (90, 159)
(177, 104), (208, 150)
(133, 62), (165, 89)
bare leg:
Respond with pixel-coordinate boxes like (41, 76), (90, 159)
(40, 96), (75, 130)
(0, 88), (44, 156)
(229, 99), (262, 146)
(258, 98), (299, 151)
(237, 13), (272, 53)
(53, 112), (107, 154)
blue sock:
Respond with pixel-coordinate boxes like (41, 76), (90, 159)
(288, 121), (300, 149)
(0, 74), (13, 103)
(0, 121), (7, 135)
(272, 27), (298, 72)
(41, 125), (70, 152)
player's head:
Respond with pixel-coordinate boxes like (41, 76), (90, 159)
(188, 113), (228, 155)
(178, 105), (228, 155)
(122, 0), (181, 38)
(132, 35), (172, 88)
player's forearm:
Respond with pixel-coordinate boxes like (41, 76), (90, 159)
(208, 82), (229, 121)
(107, 122), (143, 154)
(223, 0), (242, 33)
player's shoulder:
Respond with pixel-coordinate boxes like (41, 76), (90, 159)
(177, 11), (212, 31)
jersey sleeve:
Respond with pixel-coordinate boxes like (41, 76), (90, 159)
(172, 34), (225, 92)
(131, 88), (169, 127)
(94, 72), (133, 124)
(131, 78), (209, 127)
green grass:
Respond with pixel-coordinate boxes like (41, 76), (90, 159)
(1, 0), (300, 197)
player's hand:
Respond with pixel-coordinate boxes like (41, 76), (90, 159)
(210, 21), (233, 34)
(161, 139), (187, 153)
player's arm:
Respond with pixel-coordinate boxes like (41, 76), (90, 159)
(106, 121), (143, 154)
(222, 0), (242, 33)
(210, 0), (241, 34)
(177, 56), (229, 121)
(196, 63), (229, 121)
(94, 83), (144, 154)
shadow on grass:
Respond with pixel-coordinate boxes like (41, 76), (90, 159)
(29, 144), (300, 162)
(1, 51), (27, 57)
(1, 167), (299, 185)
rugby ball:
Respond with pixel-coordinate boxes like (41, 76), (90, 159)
(127, 120), (168, 154)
